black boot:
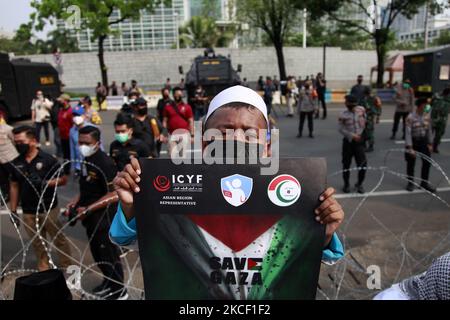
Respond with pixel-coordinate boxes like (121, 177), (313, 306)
(355, 184), (365, 194)
(406, 182), (415, 192)
(343, 183), (351, 194)
(421, 182), (436, 193)
(433, 143), (439, 153)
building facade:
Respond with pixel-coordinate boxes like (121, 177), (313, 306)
(58, 0), (190, 51)
(392, 7), (450, 44)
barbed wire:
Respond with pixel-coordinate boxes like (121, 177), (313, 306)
(0, 147), (449, 300)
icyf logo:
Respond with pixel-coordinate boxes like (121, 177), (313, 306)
(221, 174), (253, 207)
(267, 175), (301, 207)
(153, 175), (171, 192)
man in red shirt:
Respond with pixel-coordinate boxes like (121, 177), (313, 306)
(162, 87), (194, 155)
(57, 94), (73, 174)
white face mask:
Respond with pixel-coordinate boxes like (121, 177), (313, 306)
(79, 144), (97, 158)
(73, 116), (84, 126)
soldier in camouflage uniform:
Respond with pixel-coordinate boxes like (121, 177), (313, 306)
(361, 87), (382, 152)
(431, 88), (450, 153)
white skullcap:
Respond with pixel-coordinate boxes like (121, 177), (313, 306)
(205, 85), (269, 126)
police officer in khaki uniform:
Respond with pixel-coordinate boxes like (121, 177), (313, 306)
(339, 95), (367, 194)
(405, 98), (436, 193)
(391, 80), (415, 140)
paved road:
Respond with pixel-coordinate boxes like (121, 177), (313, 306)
(1, 102), (449, 299)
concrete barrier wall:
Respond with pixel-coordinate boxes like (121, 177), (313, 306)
(17, 47), (406, 93)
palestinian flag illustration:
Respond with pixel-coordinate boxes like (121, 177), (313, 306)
(135, 160), (325, 300)
(141, 214), (321, 300)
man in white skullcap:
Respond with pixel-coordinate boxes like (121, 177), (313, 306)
(109, 85), (345, 299)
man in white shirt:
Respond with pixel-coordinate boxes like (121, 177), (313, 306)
(31, 90), (53, 146)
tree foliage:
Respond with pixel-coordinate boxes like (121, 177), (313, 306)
(179, 16), (236, 48)
(297, 0), (448, 87)
(236, 0), (301, 80)
(31, 0), (165, 86)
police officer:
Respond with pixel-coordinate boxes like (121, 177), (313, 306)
(156, 88), (173, 123)
(67, 126), (126, 299)
(120, 91), (140, 116)
(110, 113), (150, 171)
(405, 98), (436, 193)
(339, 95), (367, 194)
(361, 87), (382, 152)
(192, 85), (208, 120)
(431, 87), (450, 153)
(350, 75), (369, 105)
(9, 125), (72, 271)
(391, 79), (415, 140)
(132, 97), (165, 158)
(316, 73), (327, 119)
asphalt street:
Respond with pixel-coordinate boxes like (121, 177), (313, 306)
(1, 102), (449, 299)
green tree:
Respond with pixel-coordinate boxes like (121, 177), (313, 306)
(179, 16), (236, 48)
(201, 0), (221, 19)
(10, 23), (37, 54)
(44, 29), (80, 53)
(301, 0), (447, 87)
(0, 37), (25, 55)
(432, 30), (450, 46)
(31, 0), (165, 87)
(284, 20), (374, 49)
(236, 0), (300, 81)
(32, 29), (80, 54)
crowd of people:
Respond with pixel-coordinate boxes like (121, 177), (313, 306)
(0, 83), (197, 299)
(0, 73), (449, 300)
(250, 73), (448, 195)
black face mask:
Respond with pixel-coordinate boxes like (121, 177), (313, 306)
(205, 140), (264, 162)
(136, 107), (148, 116)
(174, 97), (182, 103)
(16, 143), (30, 155)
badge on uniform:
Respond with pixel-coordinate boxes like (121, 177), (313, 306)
(36, 162), (43, 171)
(86, 170), (97, 182)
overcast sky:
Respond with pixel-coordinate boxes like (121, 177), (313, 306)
(0, 0), (52, 38)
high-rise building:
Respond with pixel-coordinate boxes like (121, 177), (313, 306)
(391, 6), (428, 35)
(57, 0), (190, 51)
(392, 6), (450, 44)
(190, 0), (221, 18)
